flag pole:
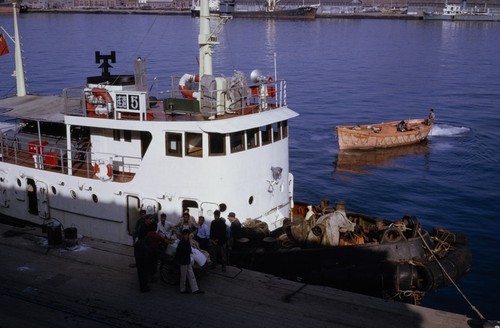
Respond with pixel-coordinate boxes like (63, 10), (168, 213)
(13, 3), (26, 97)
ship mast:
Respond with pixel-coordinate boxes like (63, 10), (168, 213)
(198, 0), (214, 77)
(198, 0), (232, 78)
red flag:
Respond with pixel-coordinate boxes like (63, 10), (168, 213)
(0, 33), (9, 57)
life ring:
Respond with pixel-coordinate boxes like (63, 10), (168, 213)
(179, 73), (199, 99)
(379, 227), (404, 244)
(94, 162), (113, 181)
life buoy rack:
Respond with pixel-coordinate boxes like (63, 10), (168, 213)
(86, 87), (114, 118)
(94, 161), (113, 181)
(179, 73), (199, 99)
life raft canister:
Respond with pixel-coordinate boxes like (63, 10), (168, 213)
(86, 87), (114, 118)
(179, 74), (200, 100)
(94, 161), (113, 181)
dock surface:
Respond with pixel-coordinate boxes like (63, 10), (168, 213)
(0, 222), (478, 328)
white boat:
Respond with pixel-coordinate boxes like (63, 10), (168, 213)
(0, 6), (474, 303)
(336, 118), (434, 151)
(423, 1), (500, 21)
(191, 0), (319, 19)
(0, 1), (297, 245)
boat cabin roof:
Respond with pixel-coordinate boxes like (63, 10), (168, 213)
(0, 95), (65, 122)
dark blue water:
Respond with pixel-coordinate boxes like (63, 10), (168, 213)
(1, 13), (499, 320)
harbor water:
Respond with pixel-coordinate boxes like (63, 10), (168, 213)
(0, 13), (499, 320)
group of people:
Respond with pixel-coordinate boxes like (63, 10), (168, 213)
(133, 208), (243, 294)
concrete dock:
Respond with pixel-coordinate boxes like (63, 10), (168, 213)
(0, 222), (483, 328)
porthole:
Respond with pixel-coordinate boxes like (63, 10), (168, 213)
(219, 203), (227, 212)
(51, 186), (56, 195)
(92, 194), (98, 203)
(70, 190), (77, 199)
(248, 196), (254, 205)
(16, 178), (21, 187)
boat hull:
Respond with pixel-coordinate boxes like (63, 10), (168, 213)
(230, 210), (471, 302)
(232, 6), (318, 19)
(336, 119), (433, 151)
(423, 13), (500, 21)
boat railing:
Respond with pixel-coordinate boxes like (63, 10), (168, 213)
(63, 76), (287, 121)
(0, 135), (138, 182)
(161, 75), (287, 116)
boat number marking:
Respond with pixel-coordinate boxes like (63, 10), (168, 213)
(116, 94), (140, 111)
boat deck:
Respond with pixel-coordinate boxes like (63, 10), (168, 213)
(0, 145), (135, 183)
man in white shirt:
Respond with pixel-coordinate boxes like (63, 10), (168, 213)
(195, 216), (210, 251)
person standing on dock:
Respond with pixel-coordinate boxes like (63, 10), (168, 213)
(195, 216), (210, 251)
(227, 212), (242, 250)
(133, 209), (147, 243)
(176, 229), (204, 294)
(209, 210), (228, 272)
(134, 229), (151, 293)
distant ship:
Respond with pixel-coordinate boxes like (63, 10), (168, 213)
(192, 0), (319, 19)
(423, 1), (500, 21)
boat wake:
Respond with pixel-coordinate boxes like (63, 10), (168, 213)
(430, 124), (470, 137)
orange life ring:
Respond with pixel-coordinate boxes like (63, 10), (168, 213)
(179, 74), (199, 99)
(94, 162), (113, 180)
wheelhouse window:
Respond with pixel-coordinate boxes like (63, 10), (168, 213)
(124, 130), (132, 142)
(282, 120), (288, 139)
(209, 133), (225, 156)
(166, 132), (182, 157)
(230, 131), (245, 153)
(186, 133), (203, 157)
(272, 122), (281, 142)
(113, 129), (121, 141)
(246, 128), (260, 149)
(261, 125), (272, 145)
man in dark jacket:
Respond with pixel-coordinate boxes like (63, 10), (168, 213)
(209, 210), (227, 271)
(134, 229), (151, 293)
(176, 229), (203, 294)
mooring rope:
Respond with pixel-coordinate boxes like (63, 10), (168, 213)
(417, 229), (485, 320)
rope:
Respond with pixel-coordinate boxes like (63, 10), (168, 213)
(417, 229), (485, 320)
